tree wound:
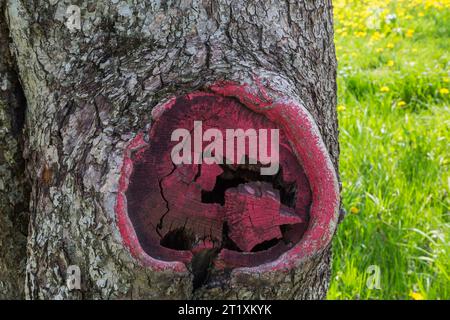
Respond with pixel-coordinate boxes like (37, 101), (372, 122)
(122, 93), (312, 272)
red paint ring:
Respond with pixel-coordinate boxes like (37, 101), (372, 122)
(115, 81), (339, 273)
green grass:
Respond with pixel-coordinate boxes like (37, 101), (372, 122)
(328, 1), (450, 300)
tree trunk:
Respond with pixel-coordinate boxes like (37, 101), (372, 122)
(0, 3), (29, 298)
(1, 0), (339, 299)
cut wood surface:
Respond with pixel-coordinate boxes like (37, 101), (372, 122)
(124, 93), (310, 268)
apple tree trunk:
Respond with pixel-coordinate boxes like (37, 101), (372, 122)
(0, 0), (340, 299)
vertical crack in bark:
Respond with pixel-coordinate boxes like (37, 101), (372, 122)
(191, 248), (219, 292)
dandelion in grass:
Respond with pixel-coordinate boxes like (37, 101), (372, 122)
(439, 88), (449, 95)
(337, 105), (346, 112)
(406, 29), (415, 38)
(387, 60), (395, 67)
(397, 101), (407, 108)
(350, 207), (360, 214)
(380, 86), (390, 93)
(409, 291), (425, 300)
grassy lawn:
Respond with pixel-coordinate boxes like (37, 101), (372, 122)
(329, 0), (450, 299)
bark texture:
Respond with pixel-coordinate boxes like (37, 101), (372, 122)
(1, 0), (338, 299)
(0, 3), (29, 299)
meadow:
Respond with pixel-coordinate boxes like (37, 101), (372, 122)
(329, 0), (450, 299)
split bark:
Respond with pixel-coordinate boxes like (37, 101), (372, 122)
(0, 0), (339, 299)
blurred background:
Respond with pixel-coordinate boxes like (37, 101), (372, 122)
(330, 0), (449, 299)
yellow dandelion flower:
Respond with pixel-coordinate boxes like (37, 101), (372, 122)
(418, 12), (425, 17)
(350, 207), (360, 214)
(397, 101), (407, 107)
(443, 77), (449, 83)
(439, 88), (449, 95)
(380, 86), (390, 93)
(387, 60), (395, 67)
(387, 43), (395, 49)
(337, 105), (346, 112)
(409, 291), (424, 300)
(376, 48), (384, 53)
(406, 29), (415, 38)
(370, 32), (382, 41)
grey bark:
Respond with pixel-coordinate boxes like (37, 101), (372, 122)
(0, 0), (338, 299)
(0, 3), (29, 299)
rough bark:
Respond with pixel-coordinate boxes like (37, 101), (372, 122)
(0, 2), (29, 299)
(1, 0), (339, 299)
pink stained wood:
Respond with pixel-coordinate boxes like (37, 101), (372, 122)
(117, 91), (315, 269)
(224, 182), (304, 252)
